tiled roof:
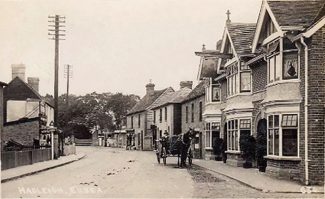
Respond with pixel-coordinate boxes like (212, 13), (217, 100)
(182, 80), (207, 102)
(227, 23), (256, 55)
(268, 0), (325, 29)
(151, 88), (192, 109)
(127, 88), (168, 114)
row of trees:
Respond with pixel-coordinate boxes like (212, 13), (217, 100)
(44, 92), (139, 138)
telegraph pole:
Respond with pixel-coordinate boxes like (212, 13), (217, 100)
(64, 64), (72, 106)
(48, 15), (65, 127)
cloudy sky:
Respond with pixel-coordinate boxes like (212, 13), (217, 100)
(0, 0), (261, 97)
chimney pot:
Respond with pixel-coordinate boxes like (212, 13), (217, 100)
(11, 64), (26, 81)
(180, 81), (193, 89)
(27, 77), (40, 92)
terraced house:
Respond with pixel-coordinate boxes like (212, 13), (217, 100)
(151, 81), (192, 137)
(126, 82), (173, 151)
(194, 0), (324, 185)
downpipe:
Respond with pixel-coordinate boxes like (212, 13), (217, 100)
(300, 37), (309, 186)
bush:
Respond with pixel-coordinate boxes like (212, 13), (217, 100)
(256, 129), (267, 171)
(213, 138), (223, 161)
(239, 134), (256, 168)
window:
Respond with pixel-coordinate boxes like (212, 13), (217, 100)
(205, 123), (211, 148)
(131, 116), (134, 128)
(240, 72), (251, 92)
(227, 118), (251, 151)
(159, 109), (162, 123)
(211, 85), (221, 102)
(199, 101), (203, 122)
(268, 115), (279, 155)
(205, 122), (220, 149)
(153, 111), (156, 124)
(185, 106), (188, 123)
(268, 114), (298, 157)
(227, 120), (239, 151)
(138, 114), (141, 127)
(267, 38), (298, 83)
(191, 103), (194, 123)
(227, 62), (251, 96)
(164, 107), (167, 121)
(282, 114), (298, 156)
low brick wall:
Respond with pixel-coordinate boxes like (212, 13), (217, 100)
(265, 159), (301, 182)
(226, 152), (244, 167)
(2, 118), (39, 148)
(1, 148), (51, 170)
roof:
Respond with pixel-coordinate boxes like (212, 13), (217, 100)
(151, 88), (192, 109)
(227, 23), (256, 55)
(5, 77), (42, 100)
(127, 88), (168, 115)
(0, 81), (8, 87)
(267, 0), (325, 29)
(182, 80), (207, 103)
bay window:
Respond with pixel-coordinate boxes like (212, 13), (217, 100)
(267, 114), (298, 157)
(267, 38), (299, 83)
(227, 61), (251, 97)
(227, 118), (251, 151)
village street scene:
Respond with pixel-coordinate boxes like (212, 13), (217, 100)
(0, 0), (324, 198)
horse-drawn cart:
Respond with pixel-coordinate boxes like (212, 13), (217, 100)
(155, 130), (195, 167)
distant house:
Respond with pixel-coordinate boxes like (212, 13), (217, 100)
(2, 65), (55, 152)
(151, 81), (192, 138)
(126, 82), (174, 150)
(181, 80), (207, 159)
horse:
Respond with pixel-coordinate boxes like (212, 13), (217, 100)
(176, 128), (197, 168)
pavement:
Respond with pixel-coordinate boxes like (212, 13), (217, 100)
(1, 153), (86, 183)
(193, 159), (324, 194)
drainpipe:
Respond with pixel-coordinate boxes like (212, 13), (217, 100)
(300, 37), (309, 185)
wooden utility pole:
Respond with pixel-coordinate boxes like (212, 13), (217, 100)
(48, 15), (65, 127)
(64, 64), (72, 106)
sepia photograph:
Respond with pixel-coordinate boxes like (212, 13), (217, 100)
(0, 0), (324, 198)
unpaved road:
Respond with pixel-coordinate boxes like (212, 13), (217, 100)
(2, 146), (323, 198)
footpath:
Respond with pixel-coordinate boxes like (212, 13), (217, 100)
(1, 153), (86, 183)
(193, 159), (324, 194)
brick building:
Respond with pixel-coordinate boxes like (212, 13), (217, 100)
(126, 82), (173, 150)
(181, 80), (207, 159)
(246, 0), (325, 185)
(2, 65), (55, 153)
(191, 0), (324, 185)
(151, 81), (192, 138)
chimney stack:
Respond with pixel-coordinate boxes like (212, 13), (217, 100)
(146, 82), (155, 95)
(180, 81), (193, 89)
(27, 77), (40, 92)
(11, 64), (26, 81)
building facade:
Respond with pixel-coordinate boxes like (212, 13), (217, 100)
(126, 82), (174, 150)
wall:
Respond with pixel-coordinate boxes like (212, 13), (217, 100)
(153, 105), (174, 136)
(2, 118), (39, 147)
(0, 86), (4, 139)
(6, 100), (40, 122)
(299, 26), (325, 185)
(181, 95), (205, 133)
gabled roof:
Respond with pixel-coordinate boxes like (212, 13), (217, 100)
(226, 23), (256, 56)
(4, 77), (42, 100)
(151, 88), (192, 109)
(0, 81), (8, 87)
(267, 0), (324, 29)
(127, 88), (169, 115)
(182, 80), (207, 103)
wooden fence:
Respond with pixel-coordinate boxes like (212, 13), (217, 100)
(1, 148), (51, 170)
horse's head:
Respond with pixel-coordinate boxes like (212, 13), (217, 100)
(187, 128), (197, 139)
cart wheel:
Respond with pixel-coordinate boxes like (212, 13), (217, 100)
(162, 147), (167, 165)
(156, 151), (160, 164)
(188, 149), (193, 167)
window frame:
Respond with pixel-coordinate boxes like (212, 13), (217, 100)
(164, 107), (167, 122)
(159, 109), (162, 123)
(204, 122), (220, 149)
(227, 118), (252, 152)
(199, 101), (203, 122)
(267, 113), (299, 157)
(185, 106), (188, 123)
(191, 103), (194, 123)
(138, 114), (141, 128)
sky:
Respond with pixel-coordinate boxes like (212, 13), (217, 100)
(0, 0), (261, 97)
